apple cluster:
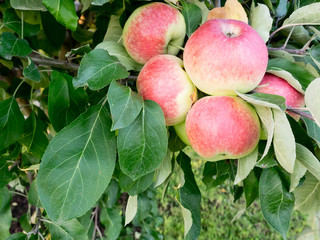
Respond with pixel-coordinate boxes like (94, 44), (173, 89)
(123, 2), (305, 161)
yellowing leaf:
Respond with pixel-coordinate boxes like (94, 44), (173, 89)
(207, 7), (226, 20)
(272, 109), (296, 173)
(225, 0), (248, 23)
(207, 0), (248, 23)
(305, 78), (320, 127)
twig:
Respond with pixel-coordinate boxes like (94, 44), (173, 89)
(286, 107), (314, 120)
(269, 23), (320, 39)
(91, 206), (103, 240)
(9, 190), (28, 198)
(267, 47), (309, 55)
(27, 54), (79, 72)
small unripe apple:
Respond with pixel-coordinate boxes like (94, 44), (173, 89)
(183, 19), (268, 96)
(137, 55), (197, 126)
(254, 73), (305, 119)
(123, 2), (186, 64)
(186, 96), (261, 160)
(173, 121), (190, 146)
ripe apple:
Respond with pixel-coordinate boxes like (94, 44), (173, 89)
(254, 73), (305, 119)
(123, 2), (186, 64)
(137, 54), (197, 126)
(183, 19), (268, 96)
(185, 96), (261, 160)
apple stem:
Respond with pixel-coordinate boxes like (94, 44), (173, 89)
(169, 42), (185, 51)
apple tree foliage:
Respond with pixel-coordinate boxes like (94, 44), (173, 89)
(0, 0), (320, 239)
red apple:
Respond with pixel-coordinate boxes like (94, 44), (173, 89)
(183, 19), (268, 96)
(254, 73), (305, 119)
(123, 2), (186, 64)
(137, 55), (197, 126)
(185, 96), (261, 160)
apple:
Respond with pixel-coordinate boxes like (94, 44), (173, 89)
(185, 96), (261, 161)
(137, 54), (197, 126)
(183, 19), (268, 96)
(123, 2), (186, 64)
(254, 73), (305, 119)
(173, 121), (191, 146)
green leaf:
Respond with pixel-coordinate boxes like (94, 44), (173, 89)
(0, 187), (12, 239)
(20, 111), (48, 159)
(272, 109), (296, 173)
(237, 91), (286, 111)
(305, 78), (320, 127)
(80, 0), (93, 12)
(125, 195), (137, 226)
(3, 8), (40, 37)
(28, 179), (42, 207)
(181, 2), (202, 37)
(92, 0), (111, 5)
(5, 232), (27, 240)
(0, 32), (32, 60)
(0, 159), (12, 188)
(41, 11), (66, 50)
(65, 44), (91, 58)
(177, 151), (201, 240)
(234, 147), (258, 184)
(187, 0), (209, 24)
(290, 160), (306, 192)
(42, 0), (78, 31)
(283, 2), (320, 25)
(71, 25), (94, 42)
(287, 115), (314, 151)
(22, 58), (41, 82)
(10, 0), (46, 10)
(310, 45), (320, 70)
(73, 49), (129, 90)
(202, 161), (231, 189)
(104, 179), (119, 208)
(48, 71), (88, 132)
(154, 150), (172, 188)
(119, 171), (154, 196)
(296, 143), (320, 181)
(294, 172), (320, 215)
(118, 100), (167, 180)
(103, 15), (122, 42)
(243, 170), (259, 208)
(100, 208), (122, 240)
(95, 41), (142, 71)
(259, 168), (294, 239)
(275, 0), (288, 17)
(108, 80), (143, 131)
(0, 97), (25, 151)
(47, 218), (88, 240)
(267, 58), (314, 92)
(302, 117), (320, 142)
(255, 106), (274, 161)
(37, 105), (117, 221)
(250, 3), (273, 42)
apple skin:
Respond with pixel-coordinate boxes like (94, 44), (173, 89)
(137, 54), (197, 126)
(185, 96), (261, 161)
(123, 2), (186, 64)
(254, 73), (305, 119)
(173, 121), (191, 146)
(183, 19), (268, 96)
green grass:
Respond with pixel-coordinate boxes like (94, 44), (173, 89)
(157, 157), (308, 240)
